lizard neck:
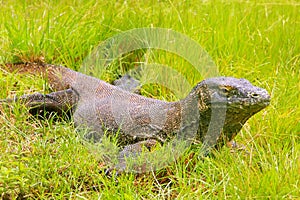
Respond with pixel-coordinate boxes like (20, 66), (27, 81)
(178, 84), (226, 144)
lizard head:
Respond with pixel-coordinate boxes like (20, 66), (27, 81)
(188, 77), (270, 146)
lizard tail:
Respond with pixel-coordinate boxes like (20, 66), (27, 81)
(2, 62), (77, 91)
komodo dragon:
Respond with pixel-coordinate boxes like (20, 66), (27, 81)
(1, 62), (270, 173)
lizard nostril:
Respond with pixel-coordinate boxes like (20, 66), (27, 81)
(251, 93), (260, 98)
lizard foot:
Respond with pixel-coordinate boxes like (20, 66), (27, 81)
(227, 141), (249, 154)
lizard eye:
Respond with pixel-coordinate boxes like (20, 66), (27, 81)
(219, 86), (232, 96)
(221, 87), (229, 93)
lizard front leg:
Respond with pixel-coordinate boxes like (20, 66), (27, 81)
(105, 139), (159, 175)
(2, 89), (78, 117)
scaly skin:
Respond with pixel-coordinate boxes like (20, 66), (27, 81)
(1, 62), (270, 173)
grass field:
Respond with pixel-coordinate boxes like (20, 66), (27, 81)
(0, 0), (299, 199)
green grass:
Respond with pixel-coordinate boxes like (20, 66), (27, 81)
(0, 0), (299, 199)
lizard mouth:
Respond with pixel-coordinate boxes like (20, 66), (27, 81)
(229, 97), (269, 109)
(209, 94), (270, 115)
(226, 97), (270, 117)
(230, 97), (270, 106)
